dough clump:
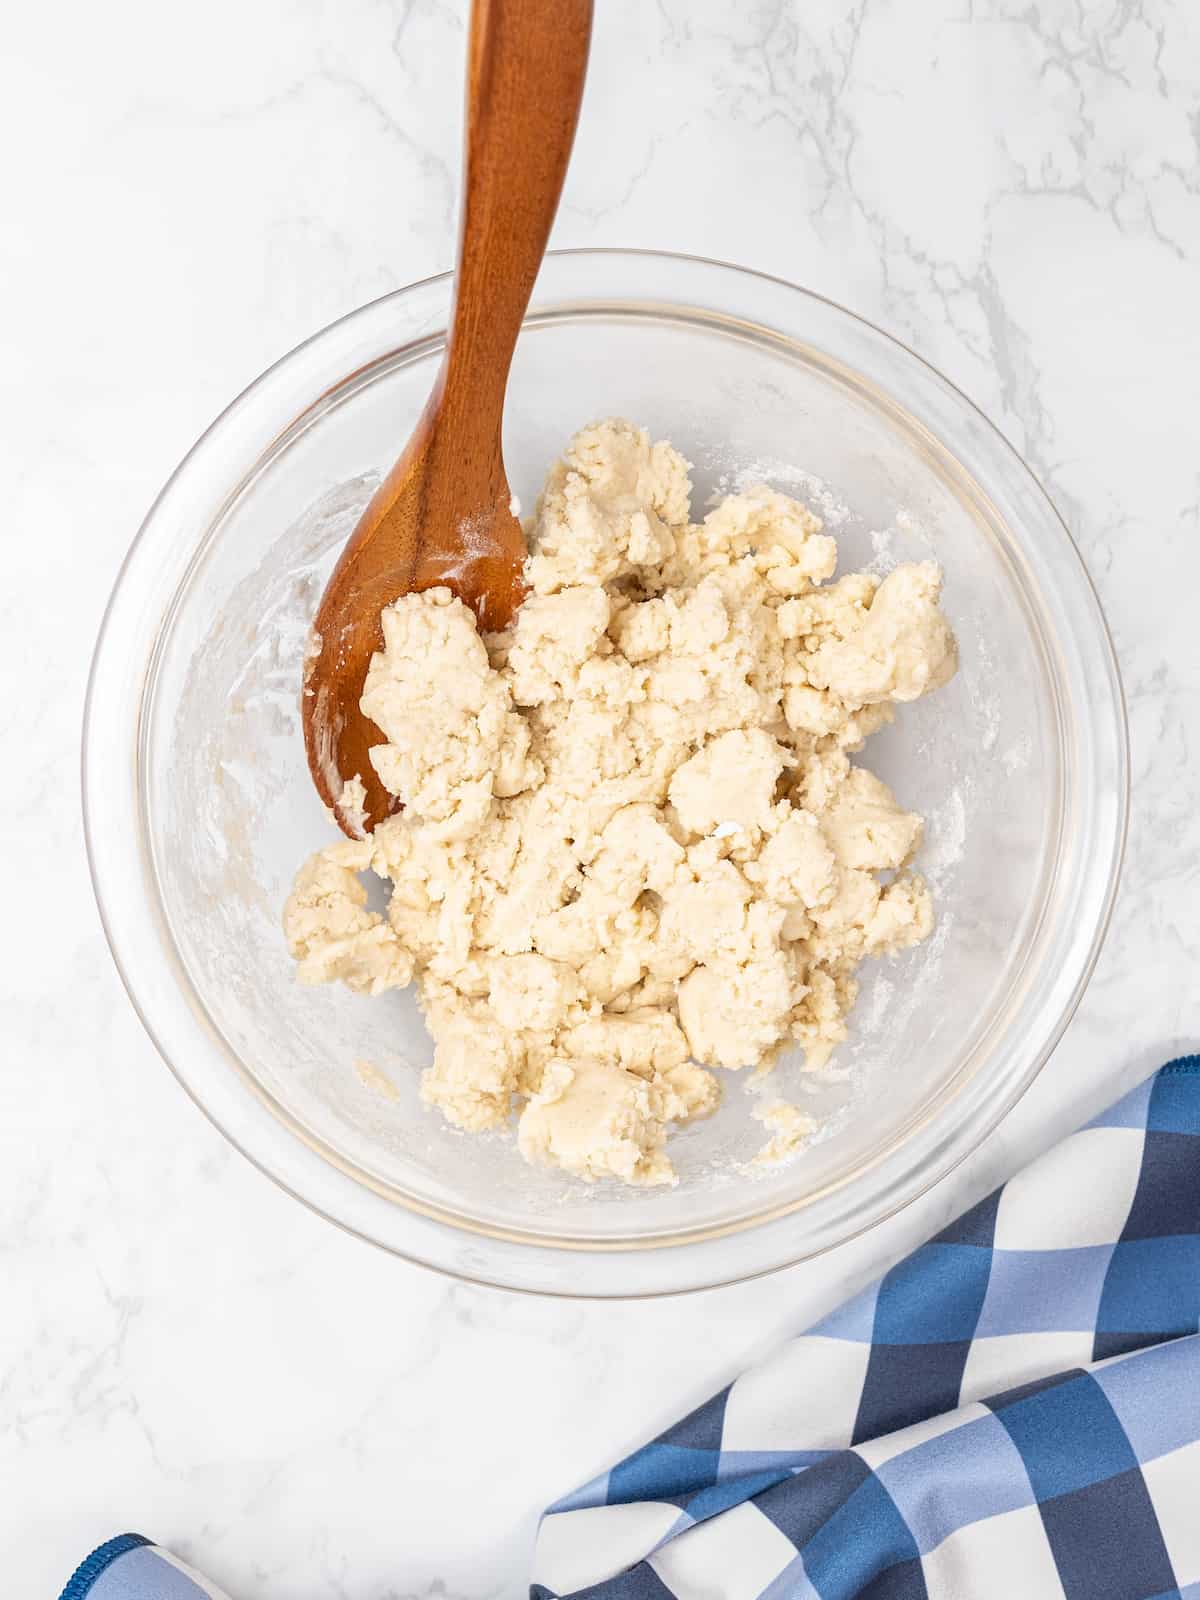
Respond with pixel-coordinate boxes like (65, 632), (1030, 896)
(285, 420), (957, 1184)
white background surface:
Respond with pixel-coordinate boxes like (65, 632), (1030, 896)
(3, 2), (1199, 1595)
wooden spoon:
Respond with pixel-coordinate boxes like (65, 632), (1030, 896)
(304, 0), (593, 837)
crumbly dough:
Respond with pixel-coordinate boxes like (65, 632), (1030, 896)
(750, 1101), (819, 1169)
(285, 419), (958, 1185)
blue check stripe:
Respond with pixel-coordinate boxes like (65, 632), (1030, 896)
(533, 1057), (1200, 1600)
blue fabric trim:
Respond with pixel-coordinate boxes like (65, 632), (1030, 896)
(58, 1535), (152, 1600)
(1160, 1054), (1200, 1075)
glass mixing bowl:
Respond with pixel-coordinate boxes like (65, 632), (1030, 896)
(84, 250), (1127, 1296)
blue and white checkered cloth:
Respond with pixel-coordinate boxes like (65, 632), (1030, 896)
(61, 1058), (1200, 1600)
(532, 1058), (1200, 1600)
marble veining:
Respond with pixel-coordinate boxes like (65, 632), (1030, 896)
(3, 1), (1198, 1595)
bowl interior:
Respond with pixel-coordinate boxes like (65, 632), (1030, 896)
(143, 293), (1059, 1246)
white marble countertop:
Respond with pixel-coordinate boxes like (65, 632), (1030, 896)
(4, 2), (1199, 1595)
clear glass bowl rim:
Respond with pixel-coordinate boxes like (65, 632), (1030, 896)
(83, 248), (1129, 1298)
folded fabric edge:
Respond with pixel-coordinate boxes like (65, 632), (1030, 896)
(58, 1538), (233, 1600)
(58, 1535), (151, 1600)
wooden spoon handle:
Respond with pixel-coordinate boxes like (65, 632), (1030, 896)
(443, 0), (594, 423)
